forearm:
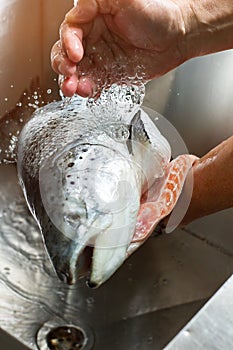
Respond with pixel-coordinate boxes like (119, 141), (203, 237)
(181, 136), (233, 225)
(180, 0), (233, 60)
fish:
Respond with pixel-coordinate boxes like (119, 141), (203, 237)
(17, 87), (197, 288)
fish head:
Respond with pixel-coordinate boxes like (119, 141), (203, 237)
(24, 106), (174, 289)
(39, 138), (141, 287)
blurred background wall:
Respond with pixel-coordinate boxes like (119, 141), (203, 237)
(0, 0), (73, 115)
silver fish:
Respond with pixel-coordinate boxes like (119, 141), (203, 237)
(17, 89), (196, 288)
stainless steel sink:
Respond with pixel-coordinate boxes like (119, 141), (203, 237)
(1, 1), (233, 349)
(0, 329), (30, 350)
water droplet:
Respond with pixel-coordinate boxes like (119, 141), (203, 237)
(28, 103), (38, 109)
(128, 263), (133, 270)
(107, 123), (130, 142)
(86, 297), (95, 305)
(147, 336), (153, 344)
(184, 329), (191, 337)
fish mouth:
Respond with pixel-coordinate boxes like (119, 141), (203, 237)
(75, 246), (94, 282)
(70, 221), (137, 289)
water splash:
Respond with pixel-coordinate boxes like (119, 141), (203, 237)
(0, 79), (58, 165)
(0, 81), (145, 165)
(87, 83), (145, 122)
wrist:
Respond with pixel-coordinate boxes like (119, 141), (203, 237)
(177, 0), (233, 60)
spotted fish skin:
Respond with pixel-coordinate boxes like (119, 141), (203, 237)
(17, 95), (192, 287)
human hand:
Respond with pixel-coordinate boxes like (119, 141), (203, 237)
(51, 0), (188, 97)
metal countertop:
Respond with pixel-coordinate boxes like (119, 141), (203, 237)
(166, 275), (233, 350)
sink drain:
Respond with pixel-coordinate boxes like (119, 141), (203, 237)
(37, 317), (94, 350)
(47, 326), (85, 350)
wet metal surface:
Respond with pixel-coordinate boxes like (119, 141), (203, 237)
(166, 276), (233, 350)
(187, 209), (233, 257)
(95, 299), (207, 350)
(0, 329), (30, 350)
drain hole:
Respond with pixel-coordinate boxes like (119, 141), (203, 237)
(47, 326), (86, 350)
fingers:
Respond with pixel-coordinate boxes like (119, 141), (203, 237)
(51, 1), (98, 97)
(60, 0), (98, 63)
(76, 76), (95, 97)
(59, 74), (95, 98)
(51, 22), (84, 74)
(51, 40), (77, 77)
(59, 75), (78, 97)
(65, 0), (98, 24)
(51, 0), (114, 97)
(60, 24), (84, 63)
(57, 0), (100, 66)
(51, 9), (87, 78)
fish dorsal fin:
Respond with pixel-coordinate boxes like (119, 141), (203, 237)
(128, 108), (171, 161)
(127, 110), (151, 155)
(127, 108), (172, 191)
(130, 110), (151, 144)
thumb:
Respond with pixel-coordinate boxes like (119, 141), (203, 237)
(66, 0), (99, 24)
